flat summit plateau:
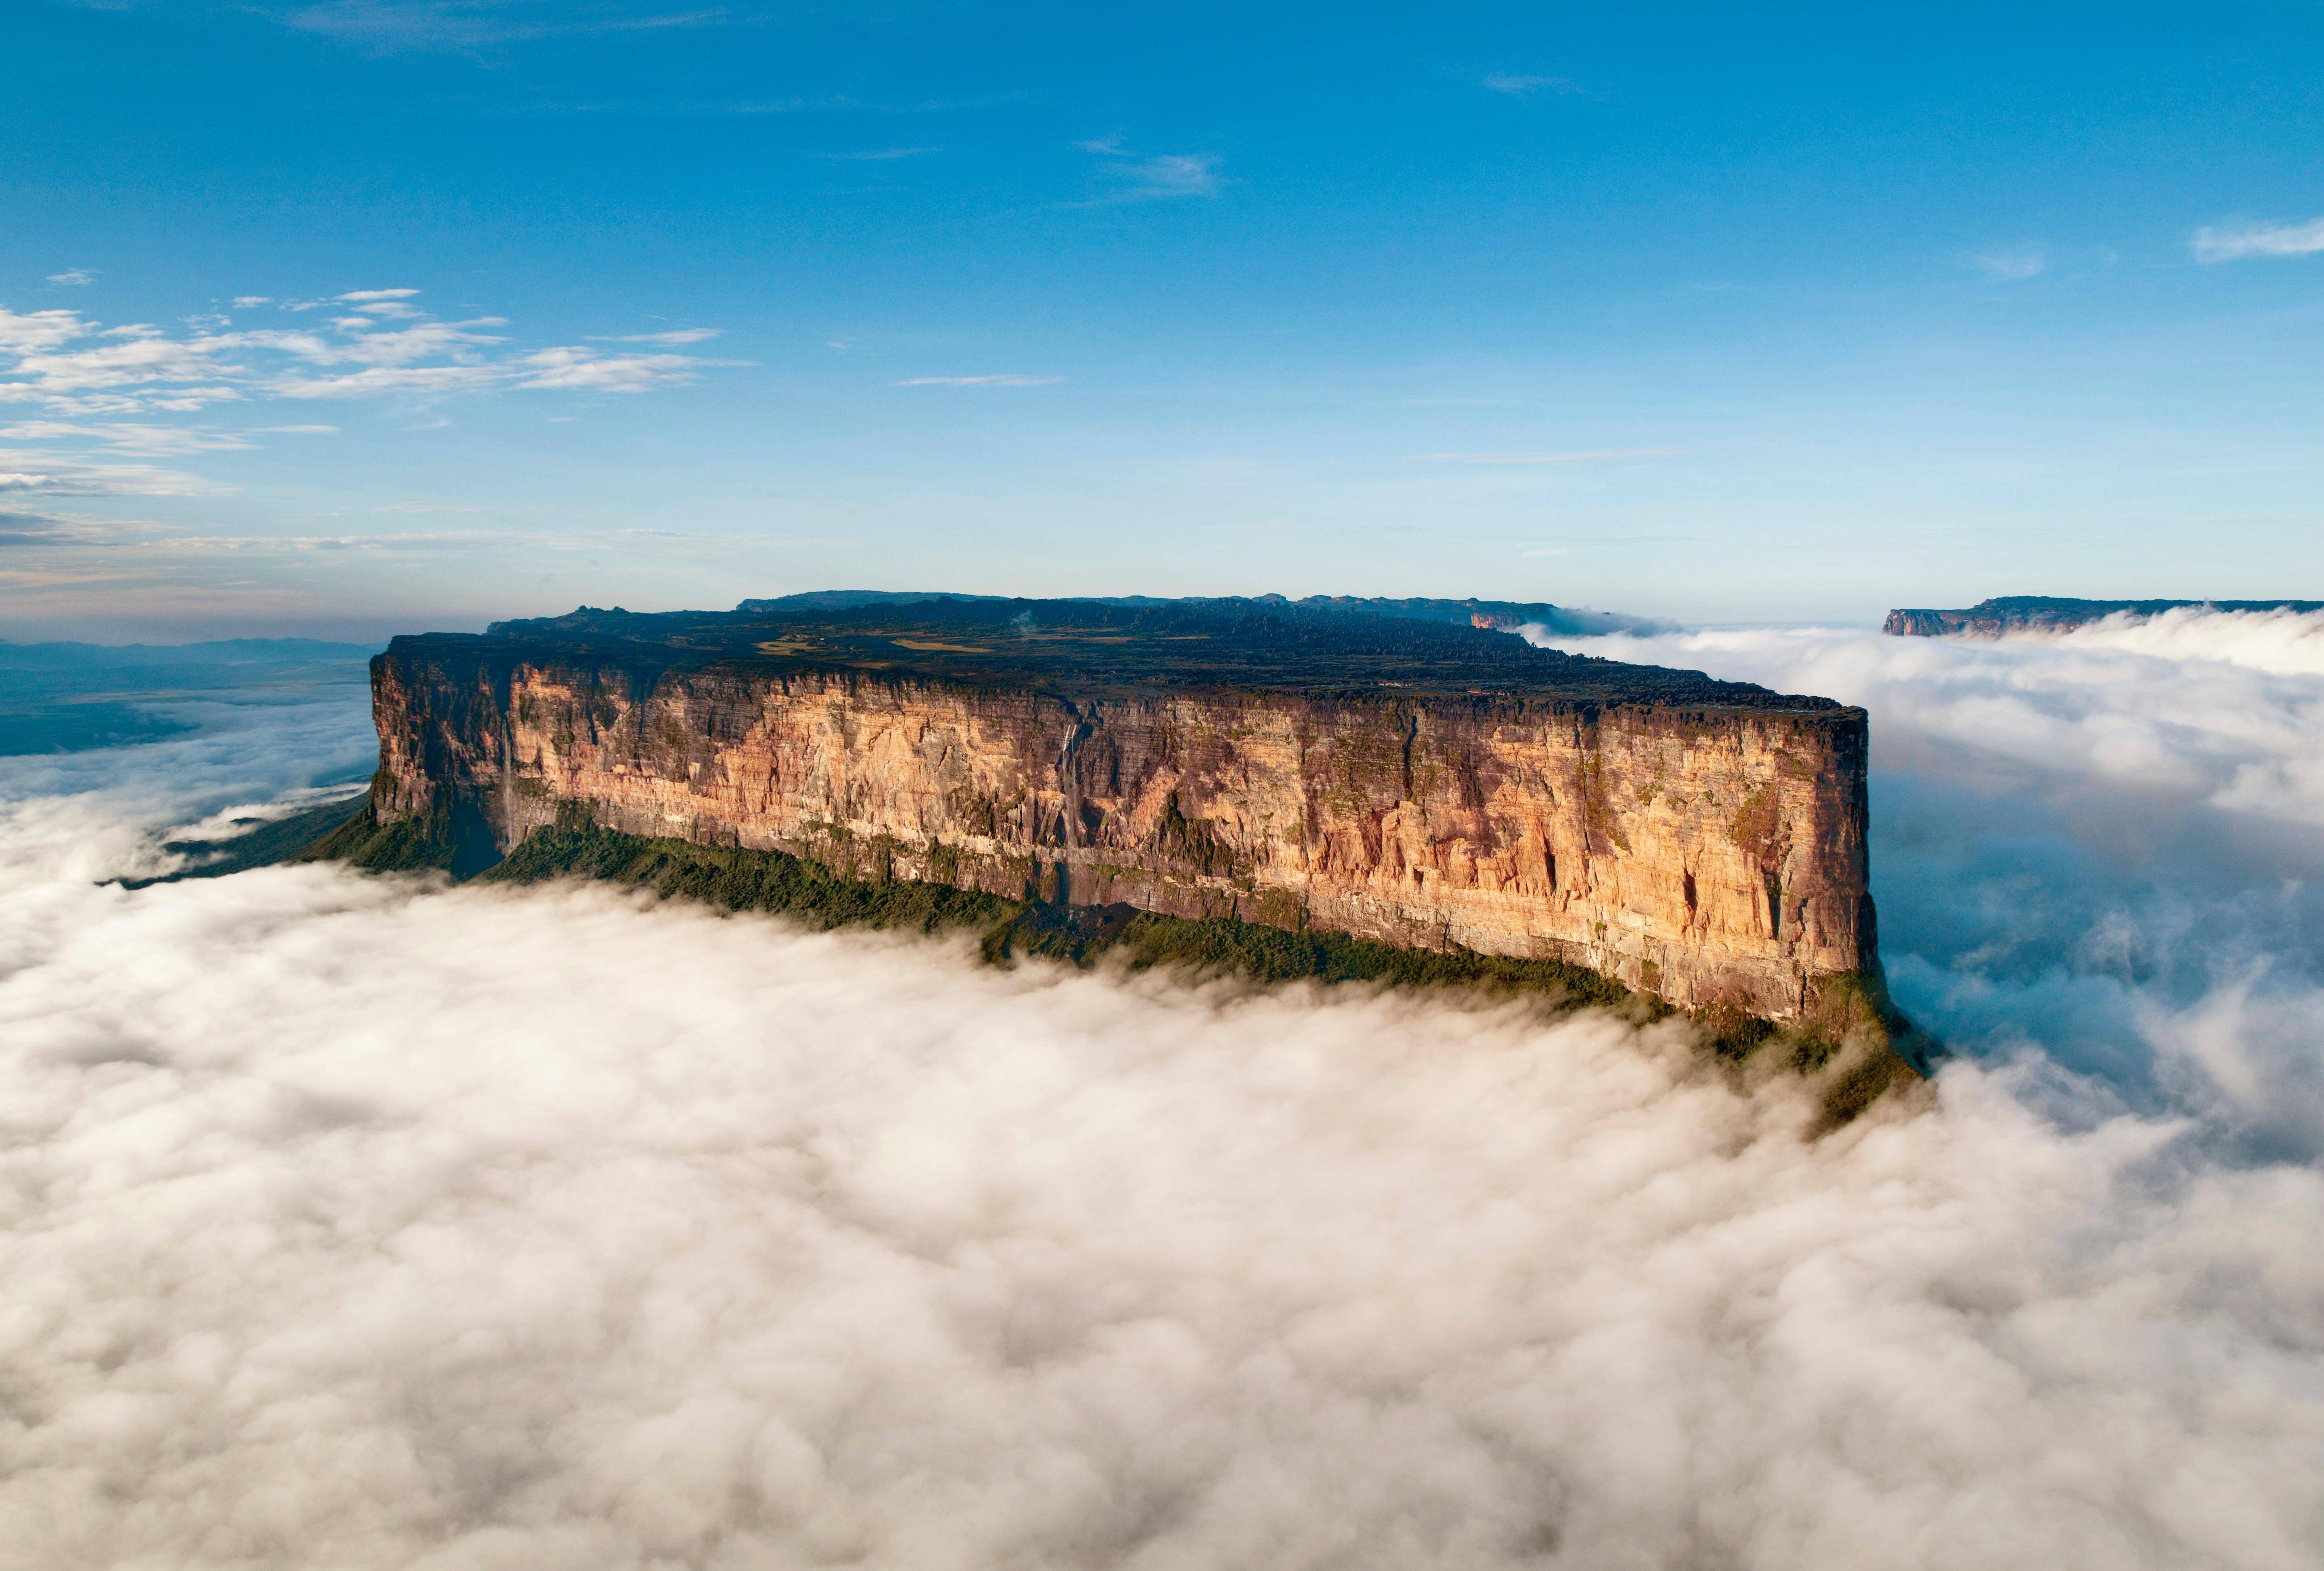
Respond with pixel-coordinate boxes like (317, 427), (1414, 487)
(472, 596), (1832, 710)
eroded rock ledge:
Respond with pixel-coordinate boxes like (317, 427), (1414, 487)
(335, 596), (1883, 1023)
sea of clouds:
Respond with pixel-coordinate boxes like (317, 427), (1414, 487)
(3, 610), (2323, 1569)
(1531, 609), (2324, 1159)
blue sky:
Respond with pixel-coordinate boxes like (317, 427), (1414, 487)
(4, 0), (2321, 640)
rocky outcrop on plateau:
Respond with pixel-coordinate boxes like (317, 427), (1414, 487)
(346, 597), (1878, 1021)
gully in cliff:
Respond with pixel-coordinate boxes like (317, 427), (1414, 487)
(304, 593), (1930, 1108)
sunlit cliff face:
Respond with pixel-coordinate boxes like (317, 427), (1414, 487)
(4, 610), (2324, 1570)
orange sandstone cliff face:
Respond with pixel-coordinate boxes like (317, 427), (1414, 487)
(368, 642), (1874, 1019)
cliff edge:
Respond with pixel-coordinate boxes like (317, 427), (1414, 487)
(323, 596), (1886, 1025)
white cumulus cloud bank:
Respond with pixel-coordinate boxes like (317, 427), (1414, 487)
(5, 622), (2324, 1566)
(6, 871), (2324, 1570)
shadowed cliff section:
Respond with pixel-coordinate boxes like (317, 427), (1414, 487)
(1886, 596), (2324, 637)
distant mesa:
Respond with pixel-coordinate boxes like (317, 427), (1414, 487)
(1884, 595), (2324, 638)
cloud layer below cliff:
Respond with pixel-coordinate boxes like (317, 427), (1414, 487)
(1533, 609), (2324, 1155)
(7, 871), (2323, 1571)
(3, 616), (2324, 1568)
(0, 687), (374, 891)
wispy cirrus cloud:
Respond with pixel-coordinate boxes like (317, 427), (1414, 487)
(893, 374), (1063, 388)
(583, 328), (723, 345)
(510, 345), (714, 391)
(2193, 215), (2324, 263)
(813, 147), (939, 161)
(1076, 137), (1222, 202)
(0, 422), (256, 457)
(0, 450), (227, 498)
(1482, 71), (1587, 97)
(1965, 247), (2047, 281)
(0, 505), (116, 547)
(269, 0), (731, 54)
(45, 269), (98, 288)
(238, 365), (504, 400)
(1408, 448), (1676, 464)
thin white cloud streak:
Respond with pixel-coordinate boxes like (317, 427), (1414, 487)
(583, 328), (723, 345)
(1482, 71), (1586, 96)
(813, 146), (939, 161)
(1120, 152), (1219, 198)
(2193, 216), (2324, 263)
(893, 374), (1064, 387)
(1966, 248), (2046, 280)
(263, 364), (508, 400)
(273, 0), (731, 53)
(0, 450), (227, 497)
(1410, 448), (1676, 464)
(0, 422), (257, 456)
(45, 269), (98, 287)
(511, 345), (717, 392)
(1077, 138), (1222, 201)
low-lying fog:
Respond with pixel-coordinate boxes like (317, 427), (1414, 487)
(4, 611), (2321, 1570)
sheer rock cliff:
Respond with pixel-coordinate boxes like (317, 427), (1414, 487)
(357, 598), (1878, 1019)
